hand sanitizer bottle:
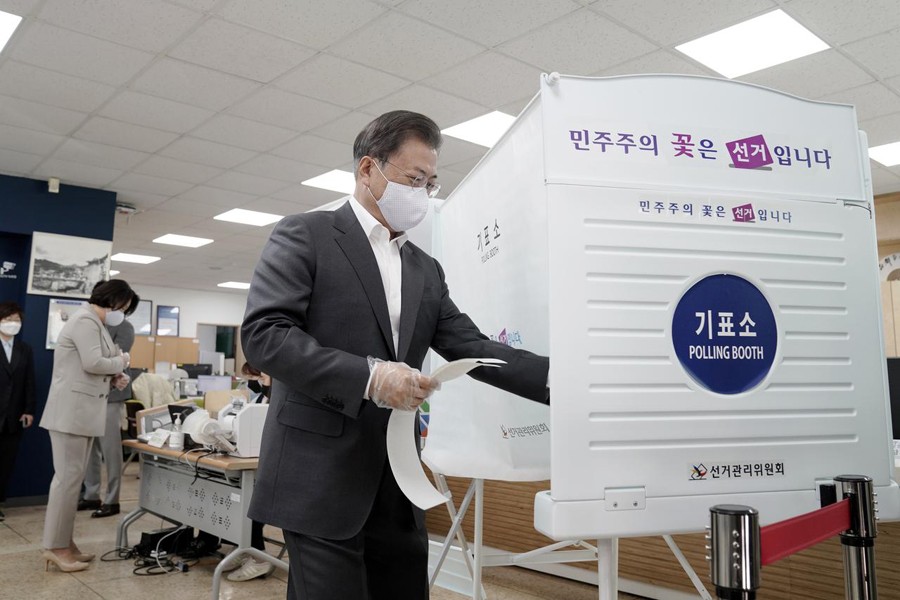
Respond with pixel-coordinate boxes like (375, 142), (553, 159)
(169, 413), (184, 451)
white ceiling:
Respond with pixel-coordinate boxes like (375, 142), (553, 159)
(2, 0), (900, 293)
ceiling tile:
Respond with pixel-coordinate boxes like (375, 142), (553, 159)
(597, 0), (776, 46)
(227, 87), (347, 132)
(0, 123), (64, 155)
(51, 139), (150, 170)
(175, 185), (257, 207)
(860, 112), (900, 147)
(438, 137), (487, 169)
(309, 111), (377, 143)
(99, 90), (215, 133)
(74, 117), (179, 153)
(498, 8), (656, 73)
(204, 171), (292, 196)
(843, 29), (900, 80)
(820, 82), (900, 121)
(598, 50), (712, 77)
(0, 60), (117, 113)
(741, 49), (873, 100)
(362, 85), (488, 129)
(0, 0), (41, 15)
(168, 17), (316, 83)
(131, 58), (262, 112)
(271, 134), (354, 168)
(158, 137), (258, 169)
(274, 54), (410, 109)
(190, 114), (298, 152)
(166, 0), (218, 10)
(424, 52), (543, 108)
(871, 164), (900, 194)
(233, 154), (325, 183)
(115, 190), (170, 210)
(786, 0), (900, 45)
(133, 155), (224, 184)
(0, 148), (43, 175)
(37, 0), (202, 52)
(498, 95), (537, 118)
(219, 0), (385, 49)
(240, 197), (310, 216)
(11, 22), (154, 86)
(0, 94), (87, 135)
(269, 183), (346, 208)
(329, 12), (484, 79)
(33, 158), (123, 188)
(441, 154), (483, 177)
(400, 0), (581, 47)
(154, 197), (227, 218)
(113, 172), (195, 196)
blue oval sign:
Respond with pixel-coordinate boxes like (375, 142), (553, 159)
(672, 274), (777, 394)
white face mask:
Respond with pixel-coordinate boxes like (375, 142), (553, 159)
(369, 162), (429, 233)
(105, 310), (125, 327)
(0, 321), (21, 336)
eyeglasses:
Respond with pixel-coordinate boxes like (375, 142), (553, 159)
(381, 160), (441, 198)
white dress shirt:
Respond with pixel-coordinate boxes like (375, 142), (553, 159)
(1, 336), (12, 363)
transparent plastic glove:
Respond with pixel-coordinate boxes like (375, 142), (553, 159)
(112, 372), (130, 391)
(367, 357), (440, 411)
(121, 351), (131, 369)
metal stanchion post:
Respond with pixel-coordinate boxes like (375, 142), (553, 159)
(708, 505), (761, 600)
(834, 475), (879, 600)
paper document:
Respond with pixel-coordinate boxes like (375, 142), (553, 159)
(387, 358), (506, 509)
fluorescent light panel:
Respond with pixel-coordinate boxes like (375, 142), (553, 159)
(870, 141), (900, 167)
(109, 270), (120, 276)
(442, 111), (516, 148)
(302, 169), (356, 194)
(675, 9), (829, 78)
(0, 10), (22, 54)
(214, 208), (283, 226)
(111, 253), (160, 264)
(153, 233), (213, 248)
(218, 281), (251, 289)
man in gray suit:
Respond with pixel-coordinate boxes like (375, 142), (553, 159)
(242, 111), (549, 600)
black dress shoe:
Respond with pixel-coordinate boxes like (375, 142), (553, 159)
(77, 499), (101, 511)
(0, 508), (5, 521)
(91, 503), (120, 518)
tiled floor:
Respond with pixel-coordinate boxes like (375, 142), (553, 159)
(0, 464), (644, 600)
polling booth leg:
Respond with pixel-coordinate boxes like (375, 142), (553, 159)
(430, 474), (484, 599)
(663, 535), (714, 599)
(835, 475), (878, 600)
(473, 478), (485, 600)
(596, 537), (618, 600)
(708, 505), (760, 600)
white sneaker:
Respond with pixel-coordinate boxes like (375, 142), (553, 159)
(220, 553), (248, 573)
(226, 558), (275, 582)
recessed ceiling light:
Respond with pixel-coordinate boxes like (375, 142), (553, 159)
(214, 208), (284, 226)
(675, 9), (829, 78)
(218, 281), (251, 290)
(153, 233), (214, 248)
(442, 111), (516, 148)
(870, 141), (900, 167)
(111, 253), (161, 264)
(109, 270), (120, 276)
(0, 10), (23, 54)
(302, 169), (356, 194)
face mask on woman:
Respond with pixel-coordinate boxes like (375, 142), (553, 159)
(0, 321), (21, 336)
(104, 310), (125, 327)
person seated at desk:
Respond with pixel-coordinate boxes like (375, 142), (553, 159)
(222, 362), (275, 582)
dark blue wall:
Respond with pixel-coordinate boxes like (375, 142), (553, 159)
(0, 174), (116, 501)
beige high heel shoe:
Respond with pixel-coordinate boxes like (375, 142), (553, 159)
(69, 544), (95, 562)
(42, 550), (89, 573)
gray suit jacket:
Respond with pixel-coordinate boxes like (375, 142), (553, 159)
(242, 201), (549, 539)
(40, 307), (126, 437)
(106, 320), (135, 403)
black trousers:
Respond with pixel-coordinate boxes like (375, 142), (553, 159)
(0, 429), (23, 502)
(283, 460), (429, 600)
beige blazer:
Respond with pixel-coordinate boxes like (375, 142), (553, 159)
(40, 306), (126, 437)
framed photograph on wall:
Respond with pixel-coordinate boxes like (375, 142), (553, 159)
(157, 305), (179, 337)
(129, 299), (153, 336)
(27, 232), (112, 299)
(46, 298), (89, 350)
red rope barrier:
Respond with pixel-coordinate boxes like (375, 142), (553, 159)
(760, 498), (851, 565)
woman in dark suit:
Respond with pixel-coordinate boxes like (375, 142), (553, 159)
(40, 280), (134, 572)
(0, 302), (35, 522)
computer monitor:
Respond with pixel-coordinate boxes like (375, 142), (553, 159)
(178, 363), (213, 378)
(197, 374), (233, 394)
(887, 358), (900, 440)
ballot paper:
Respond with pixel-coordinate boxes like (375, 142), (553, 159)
(386, 358), (506, 509)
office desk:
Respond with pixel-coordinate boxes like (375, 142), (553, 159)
(117, 440), (288, 599)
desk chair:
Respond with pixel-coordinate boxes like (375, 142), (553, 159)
(122, 399), (146, 474)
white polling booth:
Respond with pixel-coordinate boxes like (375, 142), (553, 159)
(429, 73), (900, 598)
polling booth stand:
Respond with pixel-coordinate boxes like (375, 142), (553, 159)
(425, 73), (900, 600)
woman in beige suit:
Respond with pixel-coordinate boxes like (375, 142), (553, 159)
(40, 280), (136, 572)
